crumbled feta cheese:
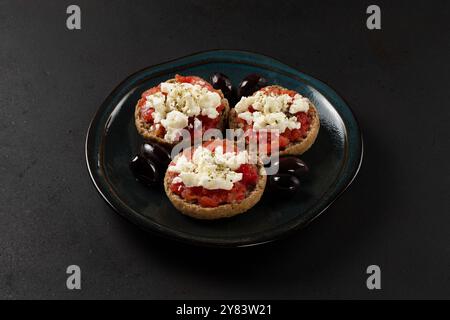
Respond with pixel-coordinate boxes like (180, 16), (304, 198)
(199, 91), (221, 119)
(237, 111), (253, 124)
(172, 176), (183, 184)
(235, 90), (310, 133)
(289, 94), (310, 114)
(167, 146), (249, 190)
(234, 96), (256, 113)
(144, 81), (222, 141)
(161, 110), (189, 142)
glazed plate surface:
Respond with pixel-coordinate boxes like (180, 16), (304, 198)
(85, 50), (363, 247)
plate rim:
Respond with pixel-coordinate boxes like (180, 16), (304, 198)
(85, 49), (364, 248)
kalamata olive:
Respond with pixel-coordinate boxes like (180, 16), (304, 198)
(269, 173), (301, 195)
(237, 74), (267, 98)
(210, 72), (237, 104)
(273, 156), (309, 178)
(129, 155), (161, 186)
(140, 142), (171, 168)
(210, 72), (233, 95)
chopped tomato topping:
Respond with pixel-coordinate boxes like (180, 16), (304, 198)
(175, 74), (214, 91)
(196, 115), (220, 130)
(172, 181), (248, 208)
(236, 164), (259, 186)
(170, 182), (184, 194)
(142, 108), (154, 122)
(216, 104), (225, 112)
(226, 182), (247, 203)
(278, 135), (290, 148)
(199, 196), (220, 207)
(141, 85), (161, 98)
(289, 128), (302, 141)
(296, 112), (311, 137)
(261, 86), (297, 97)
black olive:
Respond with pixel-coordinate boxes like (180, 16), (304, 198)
(272, 156), (309, 179)
(129, 155), (161, 187)
(268, 173), (300, 195)
(210, 72), (233, 95)
(210, 72), (236, 104)
(237, 74), (267, 98)
(140, 142), (171, 168)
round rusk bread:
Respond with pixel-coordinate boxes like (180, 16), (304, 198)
(229, 85), (320, 156)
(135, 78), (230, 148)
(164, 155), (267, 220)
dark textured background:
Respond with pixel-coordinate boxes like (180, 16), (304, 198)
(1, 0), (449, 299)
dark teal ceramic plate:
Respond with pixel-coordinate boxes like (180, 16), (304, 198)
(85, 50), (363, 247)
